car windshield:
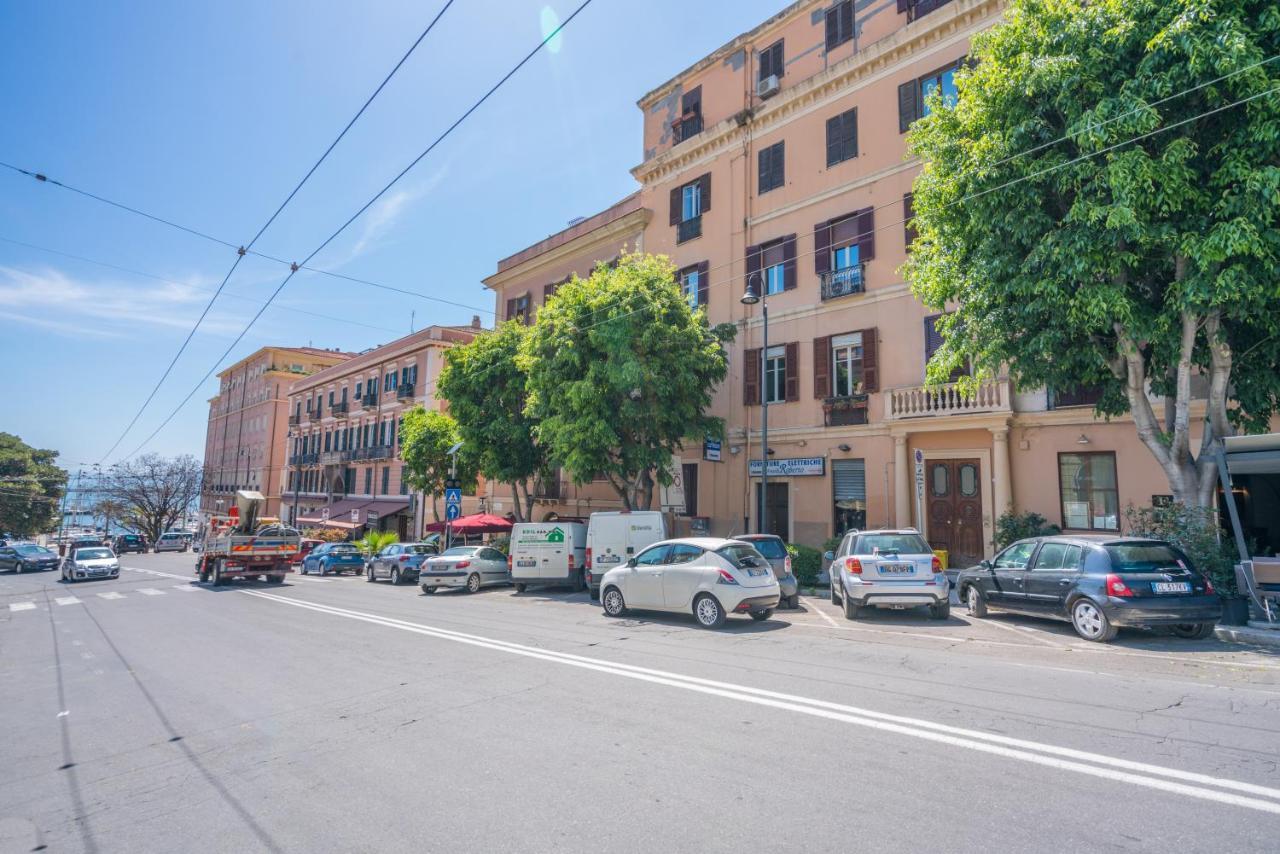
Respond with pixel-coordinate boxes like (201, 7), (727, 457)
(717, 544), (766, 569)
(17, 545), (52, 555)
(854, 534), (931, 555)
(330, 545), (359, 554)
(120, 536), (141, 542)
(442, 547), (479, 557)
(1105, 543), (1189, 571)
(743, 538), (787, 559)
(75, 548), (113, 561)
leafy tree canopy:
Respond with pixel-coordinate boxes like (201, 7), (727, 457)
(399, 407), (477, 521)
(519, 252), (735, 510)
(0, 433), (67, 537)
(102, 454), (202, 544)
(906, 0), (1280, 506)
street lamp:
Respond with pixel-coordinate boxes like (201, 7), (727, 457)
(741, 272), (768, 536)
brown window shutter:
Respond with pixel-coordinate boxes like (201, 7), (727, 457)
(861, 328), (879, 393)
(744, 348), (761, 406)
(784, 342), (799, 402)
(746, 242), (762, 285)
(897, 0), (910, 12)
(782, 234), (797, 291)
(904, 193), (917, 247)
(505, 298), (516, 321)
(697, 261), (710, 307)
(813, 336), (832, 399)
(840, 1), (853, 39)
(814, 220), (831, 275)
(698, 173), (712, 213)
(857, 206), (876, 261)
(898, 80), (919, 133)
(670, 186), (681, 226)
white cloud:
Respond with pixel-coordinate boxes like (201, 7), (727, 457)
(323, 166), (450, 268)
(0, 309), (124, 339)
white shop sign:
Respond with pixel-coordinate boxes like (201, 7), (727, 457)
(748, 457), (825, 477)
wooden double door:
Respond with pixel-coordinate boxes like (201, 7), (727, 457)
(926, 458), (983, 568)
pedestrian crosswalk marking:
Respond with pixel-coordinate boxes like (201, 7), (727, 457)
(138, 588), (165, 596)
(97, 592), (125, 600)
(9, 602), (36, 612)
(55, 596), (81, 606)
(172, 584), (200, 591)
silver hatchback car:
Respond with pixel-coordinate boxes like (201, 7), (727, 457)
(826, 529), (949, 620)
(419, 546), (510, 594)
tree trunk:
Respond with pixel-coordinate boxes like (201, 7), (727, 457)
(508, 483), (524, 522)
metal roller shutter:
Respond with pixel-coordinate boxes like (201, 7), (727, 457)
(832, 459), (866, 501)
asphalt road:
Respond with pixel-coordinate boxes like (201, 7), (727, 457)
(2, 552), (1279, 853)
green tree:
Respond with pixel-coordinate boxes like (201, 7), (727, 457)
(520, 253), (735, 510)
(356, 530), (398, 557)
(437, 320), (543, 522)
(101, 454), (202, 544)
(399, 407), (477, 522)
(0, 433), (67, 536)
(905, 0), (1280, 507)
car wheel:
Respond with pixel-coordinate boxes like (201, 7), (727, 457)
(829, 579), (839, 604)
(602, 587), (627, 617)
(1071, 598), (1118, 642)
(466, 573), (481, 594)
(929, 600), (951, 620)
(421, 585), (435, 595)
(694, 594), (726, 629)
(319, 562), (328, 577)
(266, 575), (284, 585)
(366, 564), (375, 582)
(391, 567), (401, 585)
(212, 560), (226, 587)
(198, 562), (210, 583)
(749, 608), (773, 622)
(15, 562), (22, 574)
(514, 583), (527, 593)
(789, 594), (800, 609)
(1172, 622), (1214, 640)
(843, 594), (861, 621)
(965, 585), (988, 618)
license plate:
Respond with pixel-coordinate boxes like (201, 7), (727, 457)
(516, 560), (537, 568)
(880, 564), (914, 575)
(1153, 581), (1191, 594)
(597, 555), (621, 565)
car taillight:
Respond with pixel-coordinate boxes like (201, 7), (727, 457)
(399, 555), (410, 563)
(456, 560), (471, 569)
(1204, 577), (1215, 595)
(844, 557), (863, 575)
(716, 569), (740, 585)
(585, 547), (592, 570)
(507, 555), (513, 568)
(931, 556), (943, 574)
(1106, 574), (1134, 597)
(784, 555), (792, 574)
(567, 553), (575, 569)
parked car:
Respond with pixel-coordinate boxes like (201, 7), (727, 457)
(510, 521), (587, 593)
(290, 538), (323, 566)
(826, 529), (949, 620)
(734, 534), (799, 608)
(585, 511), (667, 600)
(301, 542), (366, 575)
(955, 536), (1222, 642)
(0, 543), (59, 573)
(112, 534), (148, 554)
(154, 532), (190, 553)
(62, 546), (120, 582)
(367, 542), (437, 584)
(419, 546), (510, 594)
(600, 537), (781, 629)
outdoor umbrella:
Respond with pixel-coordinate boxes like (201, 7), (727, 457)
(423, 513), (513, 534)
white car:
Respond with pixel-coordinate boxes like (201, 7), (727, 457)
(599, 537), (781, 629)
(826, 529), (950, 620)
(62, 546), (121, 582)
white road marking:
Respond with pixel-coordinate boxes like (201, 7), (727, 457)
(97, 592), (125, 600)
(123, 567), (189, 581)
(137, 588), (165, 596)
(172, 584), (200, 592)
(56, 710), (69, 718)
(55, 596), (81, 606)
(9, 602), (36, 612)
(801, 596), (840, 628)
(979, 615), (1070, 648)
(292, 576), (333, 583)
(240, 589), (1280, 815)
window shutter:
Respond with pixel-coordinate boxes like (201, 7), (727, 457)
(784, 342), (799, 402)
(924, 314), (945, 362)
(897, 0), (910, 12)
(773, 141), (785, 189)
(782, 234), (797, 291)
(904, 193), (917, 247)
(697, 260), (710, 307)
(506, 298), (516, 321)
(744, 348), (761, 406)
(698, 173), (712, 213)
(857, 206), (876, 261)
(746, 242), (762, 287)
(861, 328), (879, 392)
(825, 8), (838, 50)
(814, 220), (831, 275)
(813, 335), (832, 399)
(847, 109), (858, 160)
(840, 1), (854, 41)
(898, 80), (920, 133)
(826, 115), (841, 167)
(757, 147), (769, 192)
(670, 186), (681, 226)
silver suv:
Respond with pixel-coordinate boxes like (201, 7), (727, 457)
(825, 529), (949, 620)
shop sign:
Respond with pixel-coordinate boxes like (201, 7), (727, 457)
(748, 457), (825, 477)
(703, 439), (722, 462)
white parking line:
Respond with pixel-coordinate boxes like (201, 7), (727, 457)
(978, 615), (1072, 648)
(9, 602), (36, 612)
(239, 589), (1280, 815)
(137, 588), (165, 596)
(172, 584), (200, 592)
(97, 592), (125, 600)
(800, 596), (840, 628)
(55, 596), (81, 606)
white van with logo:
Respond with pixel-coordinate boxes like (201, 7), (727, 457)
(585, 511), (667, 600)
(509, 522), (587, 593)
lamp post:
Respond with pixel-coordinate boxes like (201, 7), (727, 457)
(741, 273), (768, 536)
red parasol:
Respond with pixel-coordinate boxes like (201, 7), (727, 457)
(423, 512), (513, 534)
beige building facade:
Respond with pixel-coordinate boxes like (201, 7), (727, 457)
(201, 346), (354, 520)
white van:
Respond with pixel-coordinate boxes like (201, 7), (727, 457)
(585, 511), (667, 600)
(509, 522), (588, 593)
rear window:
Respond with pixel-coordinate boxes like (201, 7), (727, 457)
(853, 534), (931, 555)
(120, 535), (141, 542)
(742, 538), (787, 559)
(404, 545), (435, 555)
(1105, 543), (1189, 571)
(717, 544), (767, 568)
(442, 547), (479, 557)
(330, 544), (359, 554)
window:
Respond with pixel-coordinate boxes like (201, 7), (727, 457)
(324, 432), (331, 452)
(1033, 543), (1083, 571)
(831, 332), (864, 398)
(682, 183), (701, 221)
(328, 390), (334, 406)
(759, 39), (783, 83)
(899, 60), (961, 132)
(381, 466), (390, 495)
(680, 262), (708, 308)
(364, 468), (372, 494)
(747, 236), (795, 296)
(815, 209), (873, 298)
(758, 141), (784, 194)
(682, 268), (700, 307)
(356, 381), (362, 398)
(825, 1), (854, 51)
(667, 543), (703, 565)
(399, 466), (408, 495)
(903, 193), (917, 247)
(826, 108), (857, 167)
(1058, 452), (1119, 531)
(851, 533), (932, 555)
(994, 542), (1036, 569)
(1051, 385), (1105, 409)
(506, 293), (532, 324)
(674, 86), (702, 143)
(634, 545), (670, 567)
(670, 174), (710, 243)
(764, 345), (786, 404)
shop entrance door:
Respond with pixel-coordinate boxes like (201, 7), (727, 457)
(926, 459), (983, 567)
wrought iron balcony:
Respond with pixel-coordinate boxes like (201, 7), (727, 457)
(676, 216), (702, 244)
(673, 111), (703, 143)
(886, 378), (1012, 420)
(823, 395), (869, 427)
(396, 383), (415, 400)
(820, 264), (866, 301)
(330, 401), (349, 416)
(288, 414), (300, 426)
(362, 393), (378, 408)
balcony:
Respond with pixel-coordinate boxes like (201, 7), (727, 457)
(886, 378), (1012, 421)
(330, 401), (349, 416)
(396, 383), (415, 400)
(288, 414), (300, 427)
(823, 395), (869, 427)
(533, 477), (562, 500)
(362, 393), (378, 408)
(676, 216), (702, 244)
(320, 451), (345, 466)
(350, 445), (394, 462)
(289, 452), (320, 466)
(820, 265), (866, 301)
(672, 111), (703, 143)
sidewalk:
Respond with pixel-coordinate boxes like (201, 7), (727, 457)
(1215, 621), (1280, 650)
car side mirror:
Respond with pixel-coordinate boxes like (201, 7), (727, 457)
(979, 559), (993, 570)
(626, 557), (637, 568)
(823, 551), (835, 561)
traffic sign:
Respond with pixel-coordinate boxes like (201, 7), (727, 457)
(445, 488), (462, 506)
(446, 503), (462, 521)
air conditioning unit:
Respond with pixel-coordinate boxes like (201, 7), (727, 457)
(757, 74), (780, 100)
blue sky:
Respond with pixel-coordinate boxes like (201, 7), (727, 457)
(0, 0), (786, 471)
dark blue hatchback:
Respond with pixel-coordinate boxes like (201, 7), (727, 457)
(955, 536), (1222, 642)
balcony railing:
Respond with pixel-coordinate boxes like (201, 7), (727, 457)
(290, 452), (320, 466)
(349, 445), (394, 462)
(886, 378), (1012, 420)
(320, 451), (345, 466)
(677, 216), (702, 244)
(362, 393), (378, 408)
(823, 395), (869, 427)
(288, 414), (300, 426)
(330, 401), (349, 416)
(533, 478), (562, 500)
(673, 111), (703, 143)
(396, 383), (415, 400)
(820, 264), (866, 301)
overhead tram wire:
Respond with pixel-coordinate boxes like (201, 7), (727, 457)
(94, 0), (458, 465)
(120, 0), (598, 463)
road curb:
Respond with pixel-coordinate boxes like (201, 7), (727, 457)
(1214, 624), (1280, 649)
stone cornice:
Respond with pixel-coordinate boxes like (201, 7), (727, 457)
(631, 0), (1003, 186)
(482, 208), (652, 293)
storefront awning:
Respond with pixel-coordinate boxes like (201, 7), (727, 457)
(296, 498), (367, 525)
(1223, 433), (1280, 475)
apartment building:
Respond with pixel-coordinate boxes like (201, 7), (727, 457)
(201, 346), (354, 520)
(282, 321), (485, 539)
(486, 0), (1213, 565)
